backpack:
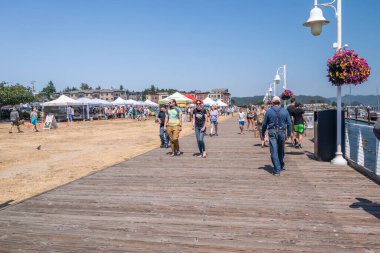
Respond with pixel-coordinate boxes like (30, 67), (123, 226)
(257, 111), (265, 125)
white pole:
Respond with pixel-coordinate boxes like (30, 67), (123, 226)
(273, 82), (276, 97)
(283, 64), (287, 106)
(331, 0), (347, 165)
(283, 64), (287, 90)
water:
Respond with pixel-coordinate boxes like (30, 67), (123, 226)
(345, 119), (377, 173)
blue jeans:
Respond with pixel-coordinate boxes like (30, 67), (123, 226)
(195, 127), (206, 153)
(268, 129), (286, 174)
(159, 126), (168, 146)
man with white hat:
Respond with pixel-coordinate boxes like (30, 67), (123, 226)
(261, 96), (292, 176)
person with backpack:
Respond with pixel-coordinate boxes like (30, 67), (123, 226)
(257, 104), (267, 148)
(261, 96), (292, 176)
(192, 100), (208, 158)
(164, 99), (183, 157)
(9, 106), (23, 133)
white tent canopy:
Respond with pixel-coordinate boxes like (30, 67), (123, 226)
(159, 92), (194, 104)
(134, 101), (148, 106)
(91, 98), (112, 106)
(125, 99), (137, 105)
(144, 99), (159, 107)
(216, 99), (228, 107)
(44, 95), (83, 106)
(76, 97), (94, 105)
(112, 97), (128, 105)
(203, 97), (217, 106)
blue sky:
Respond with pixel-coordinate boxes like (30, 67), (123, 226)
(0, 0), (378, 97)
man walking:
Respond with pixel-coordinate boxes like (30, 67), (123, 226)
(157, 105), (169, 148)
(261, 96), (292, 176)
(164, 99), (183, 156)
(9, 106), (23, 133)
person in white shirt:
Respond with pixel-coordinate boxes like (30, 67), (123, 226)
(238, 108), (245, 134)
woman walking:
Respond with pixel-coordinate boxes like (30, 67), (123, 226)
(257, 104), (267, 148)
(238, 108), (245, 134)
(210, 105), (219, 136)
(192, 100), (208, 158)
(30, 107), (39, 132)
(246, 104), (254, 131)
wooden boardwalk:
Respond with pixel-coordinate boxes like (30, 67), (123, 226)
(0, 118), (380, 252)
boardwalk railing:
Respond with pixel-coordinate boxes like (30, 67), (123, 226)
(345, 121), (380, 177)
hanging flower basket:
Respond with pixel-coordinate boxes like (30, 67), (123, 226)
(280, 89), (294, 100)
(327, 49), (371, 86)
(266, 99), (272, 105)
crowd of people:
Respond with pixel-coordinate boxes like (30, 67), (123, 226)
(9, 96), (310, 177)
(155, 99), (232, 158)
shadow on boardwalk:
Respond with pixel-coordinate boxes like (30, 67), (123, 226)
(0, 118), (380, 252)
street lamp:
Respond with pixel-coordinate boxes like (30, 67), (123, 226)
(274, 65), (287, 104)
(303, 0), (347, 165)
(268, 85), (273, 99)
(274, 65), (286, 90)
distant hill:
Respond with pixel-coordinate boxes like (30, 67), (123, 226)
(329, 95), (379, 107)
(232, 95), (330, 106)
(232, 94), (379, 107)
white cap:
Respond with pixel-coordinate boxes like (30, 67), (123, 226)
(272, 96), (281, 103)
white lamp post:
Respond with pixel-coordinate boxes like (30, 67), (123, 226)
(268, 85), (273, 99)
(274, 65), (287, 105)
(304, 0), (347, 165)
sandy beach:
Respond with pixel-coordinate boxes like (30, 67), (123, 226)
(0, 116), (230, 204)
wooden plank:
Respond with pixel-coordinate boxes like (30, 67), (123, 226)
(0, 118), (379, 252)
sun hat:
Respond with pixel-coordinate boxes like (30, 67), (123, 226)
(272, 96), (281, 103)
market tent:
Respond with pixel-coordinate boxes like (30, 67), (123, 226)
(76, 97), (94, 119)
(184, 94), (197, 102)
(125, 99), (137, 106)
(111, 97), (128, 105)
(144, 99), (159, 107)
(91, 98), (112, 106)
(76, 97), (94, 105)
(203, 97), (216, 106)
(135, 101), (148, 106)
(158, 92), (194, 105)
(216, 99), (228, 107)
(44, 95), (83, 106)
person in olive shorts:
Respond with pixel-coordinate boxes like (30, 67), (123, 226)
(291, 102), (307, 149)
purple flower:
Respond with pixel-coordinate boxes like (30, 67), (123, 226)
(327, 49), (371, 86)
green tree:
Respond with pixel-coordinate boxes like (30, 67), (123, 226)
(0, 83), (35, 105)
(80, 83), (92, 90)
(40, 81), (56, 100)
(95, 85), (102, 90)
(63, 86), (71, 92)
(119, 85), (124, 90)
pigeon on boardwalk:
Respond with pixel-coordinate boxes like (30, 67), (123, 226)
(36, 145), (41, 150)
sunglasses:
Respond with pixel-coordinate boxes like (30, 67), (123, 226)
(196, 103), (202, 105)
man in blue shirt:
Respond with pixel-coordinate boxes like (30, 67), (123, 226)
(261, 96), (292, 176)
